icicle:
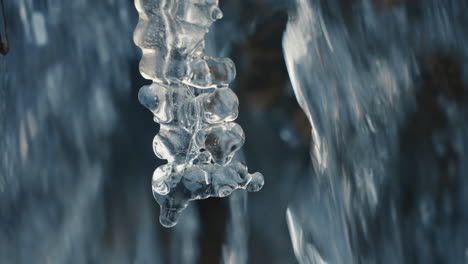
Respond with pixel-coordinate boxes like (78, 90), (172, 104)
(133, 0), (264, 227)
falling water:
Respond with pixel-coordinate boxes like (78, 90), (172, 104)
(0, 0), (167, 263)
(1, 0), (467, 263)
(284, 0), (468, 263)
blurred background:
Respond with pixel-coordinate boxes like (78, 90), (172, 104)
(0, 0), (467, 263)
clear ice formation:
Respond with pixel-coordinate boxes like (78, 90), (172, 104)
(134, 0), (264, 227)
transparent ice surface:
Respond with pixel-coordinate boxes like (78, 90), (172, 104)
(134, 0), (264, 227)
(134, 0), (235, 88)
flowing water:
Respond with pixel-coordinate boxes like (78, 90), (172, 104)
(283, 0), (468, 263)
(1, 0), (467, 263)
(0, 0), (164, 263)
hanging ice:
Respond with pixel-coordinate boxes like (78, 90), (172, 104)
(134, 0), (264, 227)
